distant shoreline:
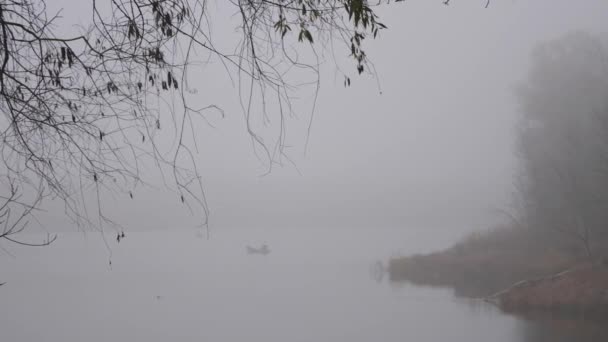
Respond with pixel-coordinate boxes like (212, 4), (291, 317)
(387, 226), (608, 316)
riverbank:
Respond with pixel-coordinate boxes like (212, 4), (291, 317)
(388, 225), (608, 314)
(486, 264), (608, 315)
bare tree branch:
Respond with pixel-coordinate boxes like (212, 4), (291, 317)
(0, 0), (395, 244)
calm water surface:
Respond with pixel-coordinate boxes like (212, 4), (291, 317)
(1, 227), (607, 341)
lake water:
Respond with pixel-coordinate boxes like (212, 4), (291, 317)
(1, 227), (607, 341)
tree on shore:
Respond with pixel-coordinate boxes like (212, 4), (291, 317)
(516, 31), (608, 259)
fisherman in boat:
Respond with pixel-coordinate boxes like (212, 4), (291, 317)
(246, 243), (270, 255)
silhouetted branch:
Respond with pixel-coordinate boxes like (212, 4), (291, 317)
(0, 0), (392, 244)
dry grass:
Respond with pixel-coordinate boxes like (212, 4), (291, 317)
(497, 264), (608, 314)
(388, 225), (602, 299)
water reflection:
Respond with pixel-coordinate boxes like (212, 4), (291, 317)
(515, 312), (608, 342)
(369, 260), (385, 283)
(451, 287), (608, 342)
(1, 229), (607, 342)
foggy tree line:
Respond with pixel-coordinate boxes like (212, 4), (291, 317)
(516, 32), (608, 259)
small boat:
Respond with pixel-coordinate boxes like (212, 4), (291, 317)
(246, 244), (270, 255)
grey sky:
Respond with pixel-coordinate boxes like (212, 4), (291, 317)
(35, 0), (608, 234)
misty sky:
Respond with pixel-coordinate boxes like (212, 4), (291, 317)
(35, 0), (608, 234)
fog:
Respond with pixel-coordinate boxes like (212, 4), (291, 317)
(33, 0), (608, 234)
(3, 1), (608, 341)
